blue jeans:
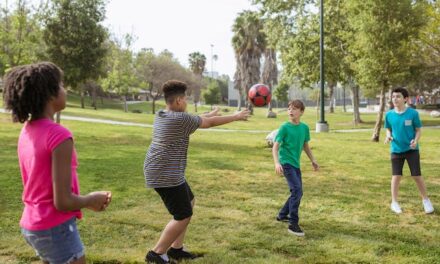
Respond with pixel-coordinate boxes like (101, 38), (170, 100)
(21, 217), (84, 264)
(278, 164), (303, 225)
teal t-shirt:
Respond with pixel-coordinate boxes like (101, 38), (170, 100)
(274, 121), (310, 169)
(384, 107), (422, 154)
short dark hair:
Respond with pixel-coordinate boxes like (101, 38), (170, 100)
(3, 62), (63, 123)
(392, 87), (409, 98)
(288, 99), (305, 111)
(162, 80), (187, 104)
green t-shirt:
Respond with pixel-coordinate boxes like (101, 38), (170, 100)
(274, 121), (310, 169)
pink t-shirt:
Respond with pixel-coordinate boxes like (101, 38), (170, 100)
(18, 118), (82, 231)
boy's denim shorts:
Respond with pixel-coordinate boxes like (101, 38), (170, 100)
(21, 217), (84, 264)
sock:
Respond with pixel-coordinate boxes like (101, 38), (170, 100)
(151, 251), (169, 262)
(159, 253), (169, 262)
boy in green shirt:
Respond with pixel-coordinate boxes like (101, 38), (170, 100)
(272, 100), (319, 236)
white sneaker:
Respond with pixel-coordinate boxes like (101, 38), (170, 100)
(423, 199), (434, 214)
(391, 201), (402, 214)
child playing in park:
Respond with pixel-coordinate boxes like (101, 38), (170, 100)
(3, 62), (112, 264)
(384, 87), (434, 214)
(143, 80), (250, 264)
(272, 100), (319, 236)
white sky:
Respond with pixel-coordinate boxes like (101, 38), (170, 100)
(104, 0), (258, 78)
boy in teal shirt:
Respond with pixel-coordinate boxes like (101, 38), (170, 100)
(272, 100), (319, 236)
(384, 87), (434, 214)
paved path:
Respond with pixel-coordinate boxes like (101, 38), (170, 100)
(1, 108), (439, 133)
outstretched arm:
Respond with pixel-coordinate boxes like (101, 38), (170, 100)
(199, 109), (250, 128)
(303, 142), (319, 171)
(199, 106), (220, 118)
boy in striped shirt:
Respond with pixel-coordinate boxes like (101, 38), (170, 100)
(144, 80), (250, 263)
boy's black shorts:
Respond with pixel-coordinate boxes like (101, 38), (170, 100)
(155, 182), (194, 220)
(391, 150), (421, 176)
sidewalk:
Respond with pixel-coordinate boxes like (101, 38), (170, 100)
(1, 108), (439, 132)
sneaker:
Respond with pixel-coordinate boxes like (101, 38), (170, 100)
(167, 247), (199, 261)
(390, 201), (402, 214)
(288, 224), (305, 237)
(423, 199), (434, 214)
(276, 215), (290, 222)
(145, 250), (170, 264)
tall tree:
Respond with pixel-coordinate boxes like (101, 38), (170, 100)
(346, 0), (428, 141)
(232, 10), (266, 112)
(100, 35), (137, 112)
(188, 51), (206, 112)
(261, 47), (278, 115)
(233, 58), (244, 110)
(406, 1), (440, 103)
(44, 0), (108, 108)
(203, 81), (221, 108)
(0, 0), (45, 74)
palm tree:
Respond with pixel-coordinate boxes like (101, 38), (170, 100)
(261, 47), (278, 115)
(232, 11), (266, 112)
(188, 52), (206, 112)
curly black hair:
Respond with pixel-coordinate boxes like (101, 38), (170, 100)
(2, 62), (63, 123)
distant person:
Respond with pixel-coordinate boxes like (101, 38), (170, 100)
(384, 87), (434, 214)
(143, 80), (250, 264)
(2, 62), (112, 264)
(272, 100), (319, 237)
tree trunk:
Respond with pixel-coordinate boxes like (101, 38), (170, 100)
(350, 84), (362, 125)
(342, 85), (346, 113)
(371, 86), (386, 142)
(237, 88), (242, 111)
(387, 88), (393, 110)
(247, 101), (254, 114)
(123, 95), (128, 112)
(80, 90), (85, 109)
(91, 85), (97, 110)
(194, 102), (198, 113)
(329, 82), (335, 113)
(152, 99), (156, 114)
(55, 112), (61, 124)
(267, 80), (273, 112)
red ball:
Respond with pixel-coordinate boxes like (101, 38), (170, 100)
(248, 84), (271, 107)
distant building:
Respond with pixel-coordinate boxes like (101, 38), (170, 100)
(203, 71), (219, 79)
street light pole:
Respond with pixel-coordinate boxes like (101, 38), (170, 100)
(316, 0), (329, 132)
(210, 44), (214, 79)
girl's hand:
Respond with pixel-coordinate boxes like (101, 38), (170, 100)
(86, 191), (112, 212)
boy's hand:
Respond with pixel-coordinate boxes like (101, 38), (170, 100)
(86, 191), (112, 212)
(311, 160), (319, 171)
(410, 139), (418, 149)
(384, 136), (393, 144)
(235, 109), (251, 121)
(275, 163), (283, 175)
(210, 106), (221, 117)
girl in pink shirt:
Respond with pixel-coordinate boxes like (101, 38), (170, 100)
(3, 62), (112, 264)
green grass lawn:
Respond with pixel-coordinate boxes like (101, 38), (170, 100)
(0, 108), (439, 263)
(2, 92), (440, 131)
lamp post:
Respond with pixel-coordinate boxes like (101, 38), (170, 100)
(210, 44), (214, 78)
(316, 0), (329, 132)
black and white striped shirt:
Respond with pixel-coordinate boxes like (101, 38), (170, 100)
(144, 110), (202, 188)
